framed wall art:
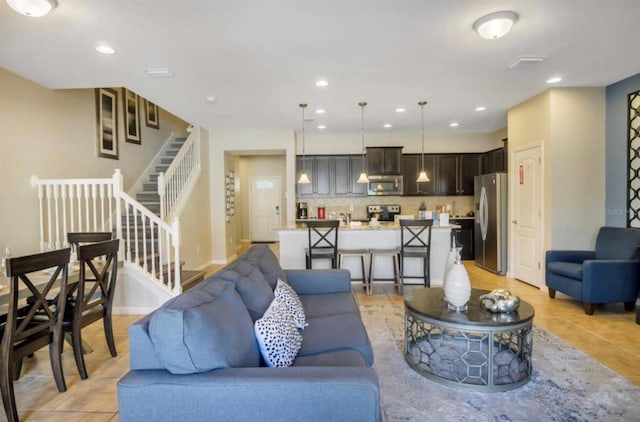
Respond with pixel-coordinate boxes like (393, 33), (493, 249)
(95, 88), (119, 160)
(145, 99), (160, 129)
(123, 89), (141, 144)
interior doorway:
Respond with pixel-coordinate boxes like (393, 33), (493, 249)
(249, 176), (282, 242)
(512, 143), (543, 288)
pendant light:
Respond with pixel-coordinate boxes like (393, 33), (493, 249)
(6, 0), (57, 17)
(297, 103), (311, 184)
(416, 101), (431, 183)
(356, 101), (369, 184)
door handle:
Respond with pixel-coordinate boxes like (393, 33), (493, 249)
(276, 206), (280, 216)
(512, 220), (518, 224)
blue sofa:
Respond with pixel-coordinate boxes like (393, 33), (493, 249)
(117, 245), (381, 421)
(545, 226), (640, 315)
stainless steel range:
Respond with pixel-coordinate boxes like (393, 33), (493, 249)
(367, 205), (401, 222)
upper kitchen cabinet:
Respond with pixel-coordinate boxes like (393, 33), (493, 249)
(296, 155), (332, 197)
(367, 147), (402, 175)
(402, 154), (436, 196)
(436, 154), (482, 196)
(333, 155), (367, 197)
(482, 147), (506, 174)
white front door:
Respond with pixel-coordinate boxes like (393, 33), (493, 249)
(513, 145), (543, 287)
(249, 177), (282, 242)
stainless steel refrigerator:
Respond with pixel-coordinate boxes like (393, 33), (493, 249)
(474, 173), (507, 275)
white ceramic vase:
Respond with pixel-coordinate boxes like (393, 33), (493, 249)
(444, 262), (471, 311)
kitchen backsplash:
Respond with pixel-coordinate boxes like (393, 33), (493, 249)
(299, 196), (475, 220)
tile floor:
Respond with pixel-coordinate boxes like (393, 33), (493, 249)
(4, 245), (639, 421)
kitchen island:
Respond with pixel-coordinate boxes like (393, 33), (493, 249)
(278, 221), (459, 286)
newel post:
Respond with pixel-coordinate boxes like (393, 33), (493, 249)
(157, 172), (166, 220)
(171, 218), (181, 293)
(113, 169), (124, 260)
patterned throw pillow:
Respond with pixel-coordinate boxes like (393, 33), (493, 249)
(254, 299), (302, 367)
(274, 278), (307, 330)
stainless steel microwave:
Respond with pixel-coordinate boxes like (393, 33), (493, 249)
(367, 175), (403, 196)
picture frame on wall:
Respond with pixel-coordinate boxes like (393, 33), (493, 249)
(145, 99), (160, 129)
(95, 88), (119, 160)
(123, 89), (141, 144)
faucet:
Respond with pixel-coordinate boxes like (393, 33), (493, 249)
(339, 212), (351, 224)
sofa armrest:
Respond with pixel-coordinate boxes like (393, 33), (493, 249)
(118, 366), (381, 422)
(284, 269), (351, 294)
(582, 260), (640, 302)
(546, 250), (595, 264)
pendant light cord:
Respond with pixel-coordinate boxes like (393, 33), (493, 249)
(300, 103), (307, 172)
(419, 101), (427, 171)
(359, 101), (367, 166)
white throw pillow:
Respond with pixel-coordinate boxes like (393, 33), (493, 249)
(254, 299), (302, 367)
(274, 278), (307, 329)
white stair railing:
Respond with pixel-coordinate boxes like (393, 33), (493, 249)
(158, 127), (201, 220)
(31, 169), (181, 294)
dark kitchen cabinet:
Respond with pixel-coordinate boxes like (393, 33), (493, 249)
(402, 154), (436, 196)
(451, 218), (475, 260)
(295, 155), (331, 197)
(367, 147), (402, 175)
(436, 154), (482, 196)
(482, 147), (506, 174)
(333, 155), (366, 197)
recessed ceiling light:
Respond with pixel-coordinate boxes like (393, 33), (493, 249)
(315, 80), (328, 87)
(383, 124), (393, 128)
(6, 0), (57, 17)
(473, 11), (519, 40)
(315, 109), (326, 114)
(475, 106), (487, 111)
(95, 44), (116, 55)
(449, 122), (460, 127)
(546, 76), (562, 84)
(395, 108), (406, 113)
(145, 68), (174, 78)
(205, 96), (216, 104)
(317, 125), (326, 130)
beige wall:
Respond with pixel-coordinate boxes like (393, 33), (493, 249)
(492, 127), (508, 145)
(507, 88), (605, 258)
(0, 68), (189, 254)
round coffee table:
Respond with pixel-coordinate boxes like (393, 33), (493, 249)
(404, 287), (535, 391)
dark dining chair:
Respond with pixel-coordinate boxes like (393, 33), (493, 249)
(67, 232), (113, 253)
(62, 239), (119, 379)
(305, 220), (340, 269)
(1, 248), (71, 422)
(399, 219), (433, 288)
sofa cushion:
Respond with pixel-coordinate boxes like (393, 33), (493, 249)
(299, 314), (374, 366)
(210, 264), (274, 321)
(548, 261), (584, 280)
(595, 227), (640, 260)
(274, 278), (307, 329)
(243, 244), (287, 289)
(293, 349), (367, 367)
(299, 292), (360, 319)
(149, 281), (260, 374)
(254, 299), (302, 367)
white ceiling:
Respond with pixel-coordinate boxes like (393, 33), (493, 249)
(1, 0), (640, 135)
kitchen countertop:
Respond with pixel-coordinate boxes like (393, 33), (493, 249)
(280, 222), (461, 231)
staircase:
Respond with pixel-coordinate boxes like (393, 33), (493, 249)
(126, 137), (205, 291)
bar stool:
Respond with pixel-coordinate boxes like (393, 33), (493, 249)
(368, 248), (402, 295)
(305, 220), (339, 269)
(338, 248), (369, 291)
(399, 219), (432, 287)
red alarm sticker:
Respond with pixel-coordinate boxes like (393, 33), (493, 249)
(519, 165), (524, 185)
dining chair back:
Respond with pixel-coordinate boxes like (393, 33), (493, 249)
(305, 220), (340, 269)
(1, 248), (71, 422)
(67, 232), (113, 253)
(400, 219), (433, 287)
(64, 239), (120, 379)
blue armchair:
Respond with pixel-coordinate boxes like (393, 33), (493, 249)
(545, 227), (640, 315)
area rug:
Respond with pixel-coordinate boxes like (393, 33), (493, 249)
(359, 304), (640, 421)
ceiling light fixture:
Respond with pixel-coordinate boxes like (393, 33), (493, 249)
(297, 104), (311, 184)
(357, 102), (369, 184)
(475, 106), (487, 111)
(315, 109), (326, 114)
(416, 101), (431, 183)
(95, 44), (116, 55)
(395, 108), (406, 113)
(145, 68), (174, 78)
(205, 96), (217, 104)
(383, 124), (393, 128)
(546, 76), (562, 84)
(315, 80), (328, 87)
(473, 11), (519, 40)
(6, 0), (56, 17)
(449, 122), (460, 127)
(317, 125), (326, 130)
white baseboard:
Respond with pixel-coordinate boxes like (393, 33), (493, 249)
(113, 306), (158, 315)
(195, 259), (216, 270)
